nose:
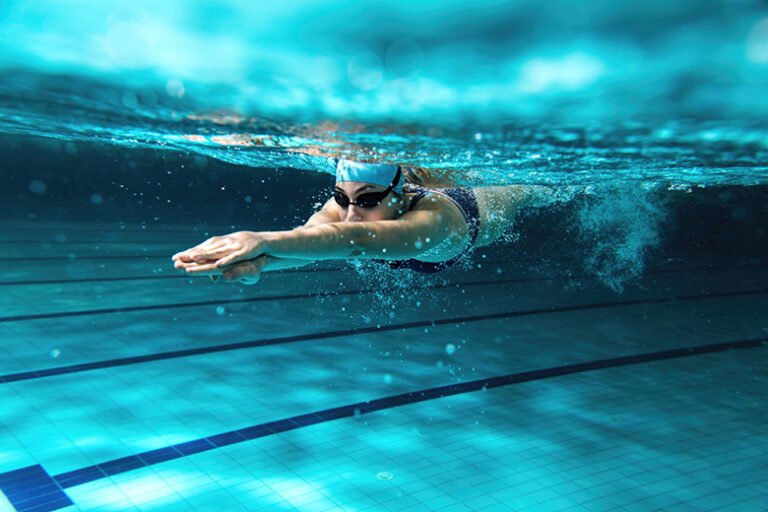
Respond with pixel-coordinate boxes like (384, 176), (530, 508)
(344, 205), (363, 222)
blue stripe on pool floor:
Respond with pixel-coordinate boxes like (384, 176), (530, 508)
(1, 288), (766, 384)
(1, 336), (764, 512)
(0, 267), (343, 286)
(0, 465), (73, 512)
(1, 259), (764, 287)
(0, 274), (545, 323)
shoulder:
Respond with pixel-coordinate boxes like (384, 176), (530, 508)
(401, 188), (469, 234)
(302, 196), (341, 227)
(406, 188), (463, 217)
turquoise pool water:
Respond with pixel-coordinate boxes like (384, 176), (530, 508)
(1, 1), (767, 511)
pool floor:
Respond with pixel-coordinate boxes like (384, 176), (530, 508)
(1, 220), (766, 511)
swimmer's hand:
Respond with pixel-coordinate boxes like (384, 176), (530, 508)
(220, 258), (267, 285)
(172, 231), (270, 270)
(173, 256), (267, 285)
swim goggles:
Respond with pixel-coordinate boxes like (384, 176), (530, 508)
(333, 167), (402, 208)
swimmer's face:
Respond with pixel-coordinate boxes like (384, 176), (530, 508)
(334, 181), (403, 222)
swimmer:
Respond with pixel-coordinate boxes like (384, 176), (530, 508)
(172, 159), (556, 284)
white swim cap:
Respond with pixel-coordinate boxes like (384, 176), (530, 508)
(335, 159), (403, 194)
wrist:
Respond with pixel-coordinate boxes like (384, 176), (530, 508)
(261, 231), (289, 255)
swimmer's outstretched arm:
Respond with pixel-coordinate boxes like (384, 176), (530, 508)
(176, 207), (460, 275)
(266, 216), (442, 260)
(173, 198), (340, 277)
(173, 249), (319, 284)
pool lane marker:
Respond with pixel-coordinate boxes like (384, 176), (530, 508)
(0, 254), (546, 287)
(3, 254), (174, 262)
(1, 259), (764, 288)
(1, 287), (767, 385)
(0, 274), (548, 323)
(1, 336), (765, 512)
(1, 260), (765, 320)
(0, 267), (342, 287)
(0, 466), (73, 512)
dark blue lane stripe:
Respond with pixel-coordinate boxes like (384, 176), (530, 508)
(3, 253), (553, 263)
(0, 288), (355, 323)
(0, 267), (340, 287)
(0, 275), (203, 287)
(4, 255), (179, 262)
(1, 260), (764, 288)
(0, 260), (544, 286)
(2, 337), (765, 512)
(0, 225), (287, 235)
(1, 255), (766, 322)
(0, 465), (73, 512)
(2, 240), (194, 244)
(0, 274), (559, 323)
(2, 288), (767, 385)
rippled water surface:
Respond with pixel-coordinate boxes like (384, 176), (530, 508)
(1, 0), (767, 186)
(1, 5), (767, 512)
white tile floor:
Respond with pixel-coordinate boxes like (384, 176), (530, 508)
(0, 221), (766, 511)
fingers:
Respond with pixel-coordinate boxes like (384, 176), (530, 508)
(222, 261), (262, 285)
(227, 257), (268, 284)
(215, 250), (248, 268)
(189, 243), (231, 262)
(174, 258), (198, 270)
(172, 250), (202, 263)
(173, 234), (264, 283)
(175, 259), (264, 286)
(183, 261), (223, 274)
(172, 237), (228, 262)
(173, 248), (224, 267)
(174, 254), (248, 275)
(174, 258), (215, 271)
(195, 248), (236, 262)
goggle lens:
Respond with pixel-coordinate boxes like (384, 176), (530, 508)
(333, 166), (402, 209)
(333, 191), (388, 209)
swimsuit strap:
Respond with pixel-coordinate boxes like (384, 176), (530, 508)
(407, 187), (430, 209)
(408, 186), (480, 249)
(381, 186), (480, 273)
(437, 188), (480, 249)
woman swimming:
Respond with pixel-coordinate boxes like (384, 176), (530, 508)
(172, 159), (554, 284)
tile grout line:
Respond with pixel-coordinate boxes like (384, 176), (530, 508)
(1, 336), (765, 512)
(0, 261), (764, 287)
(1, 288), (767, 384)
(0, 274), (569, 322)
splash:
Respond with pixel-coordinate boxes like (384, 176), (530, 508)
(346, 258), (448, 319)
(576, 184), (665, 292)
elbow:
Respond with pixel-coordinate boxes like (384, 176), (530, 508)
(347, 228), (377, 257)
(319, 223), (373, 258)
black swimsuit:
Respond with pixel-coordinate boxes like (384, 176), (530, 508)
(384, 186), (481, 273)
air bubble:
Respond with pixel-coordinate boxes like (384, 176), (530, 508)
(166, 79), (185, 98)
(29, 180), (47, 194)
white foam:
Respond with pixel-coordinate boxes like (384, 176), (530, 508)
(577, 184), (664, 292)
